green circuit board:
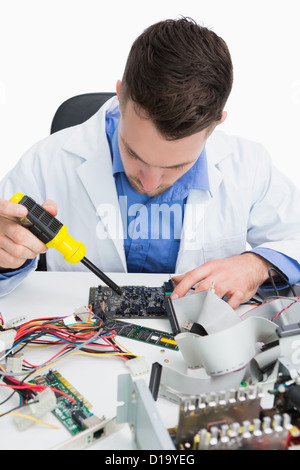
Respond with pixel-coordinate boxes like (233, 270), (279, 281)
(31, 370), (92, 435)
(104, 319), (178, 350)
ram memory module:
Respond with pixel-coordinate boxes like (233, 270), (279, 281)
(104, 319), (178, 350)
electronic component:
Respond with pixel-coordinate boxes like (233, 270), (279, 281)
(3, 315), (26, 329)
(182, 321), (208, 336)
(267, 372), (300, 430)
(194, 414), (292, 450)
(149, 362), (163, 401)
(126, 356), (150, 376)
(51, 416), (122, 450)
(164, 296), (181, 335)
(104, 319), (178, 350)
(89, 281), (174, 320)
(175, 385), (263, 447)
(31, 370), (93, 435)
(14, 388), (57, 431)
(10, 193), (122, 295)
(6, 353), (24, 375)
(0, 329), (17, 353)
(118, 372), (296, 450)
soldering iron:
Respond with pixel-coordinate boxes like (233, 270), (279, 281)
(10, 193), (123, 296)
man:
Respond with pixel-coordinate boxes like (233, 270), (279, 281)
(0, 17), (300, 307)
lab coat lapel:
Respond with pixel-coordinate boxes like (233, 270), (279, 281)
(205, 129), (233, 195)
(62, 98), (127, 270)
(181, 129), (232, 241)
(176, 130), (233, 273)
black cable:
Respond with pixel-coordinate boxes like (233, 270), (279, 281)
(0, 400), (39, 418)
(268, 267), (297, 297)
(182, 321), (208, 336)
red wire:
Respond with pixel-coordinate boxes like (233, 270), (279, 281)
(272, 299), (297, 320)
(0, 383), (76, 403)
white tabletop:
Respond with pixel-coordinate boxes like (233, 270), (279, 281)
(0, 271), (182, 450)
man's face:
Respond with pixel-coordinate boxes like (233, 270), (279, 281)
(118, 99), (210, 197)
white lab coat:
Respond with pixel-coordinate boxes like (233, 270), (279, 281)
(1, 96), (300, 281)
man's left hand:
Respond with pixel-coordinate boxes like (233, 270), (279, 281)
(171, 253), (272, 309)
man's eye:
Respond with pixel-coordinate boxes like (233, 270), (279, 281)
(172, 165), (185, 171)
(129, 152), (138, 160)
(126, 148), (138, 160)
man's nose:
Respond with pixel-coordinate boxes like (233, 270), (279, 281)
(139, 167), (162, 192)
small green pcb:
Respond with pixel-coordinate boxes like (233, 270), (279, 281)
(31, 370), (92, 435)
(104, 319), (178, 350)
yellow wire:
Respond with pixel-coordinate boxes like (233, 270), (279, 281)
(32, 349), (138, 375)
(114, 339), (137, 357)
(1, 329), (137, 379)
(8, 412), (60, 429)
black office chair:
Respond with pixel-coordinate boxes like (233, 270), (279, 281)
(50, 92), (116, 134)
(37, 92), (116, 271)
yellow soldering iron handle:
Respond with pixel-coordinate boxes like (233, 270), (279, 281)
(10, 192), (86, 264)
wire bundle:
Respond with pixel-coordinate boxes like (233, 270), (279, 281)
(1, 309), (137, 373)
(0, 309), (137, 426)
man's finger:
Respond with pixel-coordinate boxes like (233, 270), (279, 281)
(171, 268), (208, 299)
(0, 198), (28, 218)
(226, 289), (246, 310)
(42, 200), (58, 217)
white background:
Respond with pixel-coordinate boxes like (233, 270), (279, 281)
(0, 0), (299, 185)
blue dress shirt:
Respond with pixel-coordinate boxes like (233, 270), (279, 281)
(107, 112), (210, 273)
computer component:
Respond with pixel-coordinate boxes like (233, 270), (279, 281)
(175, 385), (264, 448)
(88, 281), (174, 320)
(117, 373), (175, 450)
(104, 319), (178, 351)
(31, 370), (92, 435)
(192, 414), (292, 450)
(51, 415), (122, 450)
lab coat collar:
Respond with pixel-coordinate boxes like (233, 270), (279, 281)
(62, 96), (119, 215)
(62, 96), (117, 161)
(62, 95), (233, 203)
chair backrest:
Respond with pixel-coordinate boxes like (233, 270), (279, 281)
(50, 92), (116, 134)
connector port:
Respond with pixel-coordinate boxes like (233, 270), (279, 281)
(93, 427), (105, 440)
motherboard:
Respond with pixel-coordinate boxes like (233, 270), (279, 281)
(88, 281), (174, 320)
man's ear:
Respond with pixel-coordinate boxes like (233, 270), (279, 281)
(218, 111), (227, 125)
(116, 80), (122, 101)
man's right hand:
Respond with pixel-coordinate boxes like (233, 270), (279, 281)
(0, 198), (58, 270)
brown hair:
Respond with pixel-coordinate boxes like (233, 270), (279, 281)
(120, 17), (233, 140)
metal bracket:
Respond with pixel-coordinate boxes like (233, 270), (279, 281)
(117, 374), (175, 450)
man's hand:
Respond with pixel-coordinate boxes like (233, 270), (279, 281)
(171, 253), (272, 309)
(0, 198), (57, 270)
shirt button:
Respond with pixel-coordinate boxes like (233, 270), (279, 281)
(135, 245), (143, 251)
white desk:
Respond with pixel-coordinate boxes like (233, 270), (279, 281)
(0, 271), (181, 450)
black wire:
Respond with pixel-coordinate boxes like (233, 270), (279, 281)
(268, 267), (297, 297)
(268, 268), (280, 296)
(2, 375), (37, 402)
(0, 400), (39, 418)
